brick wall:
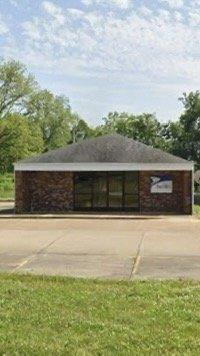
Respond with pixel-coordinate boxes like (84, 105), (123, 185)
(15, 171), (74, 213)
(15, 170), (192, 214)
(139, 171), (192, 214)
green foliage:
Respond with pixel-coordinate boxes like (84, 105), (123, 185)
(98, 112), (166, 148)
(0, 173), (14, 199)
(194, 204), (200, 216)
(160, 91), (200, 166)
(69, 114), (95, 143)
(0, 114), (43, 172)
(0, 59), (37, 118)
(0, 274), (199, 354)
(25, 90), (72, 151)
(179, 91), (200, 163)
(0, 59), (92, 172)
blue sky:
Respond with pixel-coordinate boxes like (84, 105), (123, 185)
(0, 0), (199, 125)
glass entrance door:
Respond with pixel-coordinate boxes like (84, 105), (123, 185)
(74, 171), (139, 211)
(124, 172), (139, 209)
(93, 172), (107, 208)
(108, 172), (123, 208)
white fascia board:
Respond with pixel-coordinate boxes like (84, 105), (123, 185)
(14, 162), (194, 172)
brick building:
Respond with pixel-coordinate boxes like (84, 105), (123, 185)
(14, 134), (194, 214)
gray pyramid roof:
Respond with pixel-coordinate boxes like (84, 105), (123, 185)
(17, 134), (190, 164)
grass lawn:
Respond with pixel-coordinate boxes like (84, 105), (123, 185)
(0, 274), (200, 354)
(0, 173), (14, 200)
(194, 204), (200, 217)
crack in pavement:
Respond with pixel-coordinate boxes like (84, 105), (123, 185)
(129, 232), (146, 279)
(11, 230), (147, 279)
(11, 232), (66, 273)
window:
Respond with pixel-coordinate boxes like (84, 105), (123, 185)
(74, 172), (139, 210)
(74, 173), (92, 208)
(124, 172), (139, 208)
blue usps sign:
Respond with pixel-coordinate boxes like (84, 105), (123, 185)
(150, 175), (173, 193)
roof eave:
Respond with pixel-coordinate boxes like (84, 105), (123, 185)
(14, 162), (194, 172)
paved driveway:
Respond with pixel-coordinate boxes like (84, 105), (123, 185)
(0, 217), (200, 279)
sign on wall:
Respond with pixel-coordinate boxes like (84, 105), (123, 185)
(150, 175), (173, 193)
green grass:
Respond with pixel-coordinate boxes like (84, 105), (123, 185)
(194, 204), (200, 217)
(0, 274), (200, 355)
(0, 173), (14, 200)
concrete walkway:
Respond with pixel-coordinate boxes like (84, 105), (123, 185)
(0, 217), (199, 280)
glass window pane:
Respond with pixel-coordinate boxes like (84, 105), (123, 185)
(75, 173), (92, 194)
(109, 195), (123, 208)
(109, 173), (123, 194)
(124, 172), (138, 194)
(109, 173), (123, 208)
(93, 193), (107, 208)
(93, 173), (107, 194)
(124, 195), (139, 208)
(75, 194), (92, 208)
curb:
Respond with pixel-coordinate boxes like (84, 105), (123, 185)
(0, 200), (14, 202)
(0, 214), (162, 220)
(0, 213), (196, 220)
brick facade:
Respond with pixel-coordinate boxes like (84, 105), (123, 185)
(15, 170), (192, 214)
(15, 171), (74, 213)
(139, 171), (192, 214)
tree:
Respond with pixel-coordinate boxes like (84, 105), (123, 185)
(161, 121), (184, 156)
(25, 90), (73, 151)
(0, 114), (43, 173)
(0, 60), (37, 118)
(178, 91), (200, 163)
(70, 114), (94, 143)
(98, 111), (165, 148)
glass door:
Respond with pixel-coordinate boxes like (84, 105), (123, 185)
(124, 172), (139, 209)
(93, 172), (107, 208)
(108, 172), (123, 208)
(74, 171), (139, 211)
(74, 173), (92, 209)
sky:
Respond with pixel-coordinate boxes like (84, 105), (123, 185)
(0, 0), (199, 126)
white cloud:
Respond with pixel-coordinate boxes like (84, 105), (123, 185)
(189, 10), (200, 26)
(2, 0), (200, 89)
(0, 16), (9, 35)
(81, 0), (131, 9)
(174, 11), (183, 21)
(139, 6), (152, 16)
(81, 0), (93, 5)
(159, 0), (184, 9)
(111, 0), (131, 9)
(67, 8), (84, 19)
(9, 0), (18, 6)
(42, 1), (65, 25)
(22, 20), (42, 41)
(191, 0), (200, 5)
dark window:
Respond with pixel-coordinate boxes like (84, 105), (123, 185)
(109, 172), (123, 208)
(124, 172), (139, 208)
(74, 173), (92, 208)
(93, 172), (107, 208)
(74, 171), (139, 210)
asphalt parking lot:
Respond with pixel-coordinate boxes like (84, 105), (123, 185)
(0, 216), (200, 279)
